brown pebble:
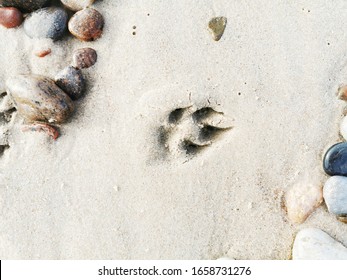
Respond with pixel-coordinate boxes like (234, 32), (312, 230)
(35, 48), (51, 57)
(68, 8), (104, 41)
(0, 7), (23, 28)
(72, 47), (97, 69)
(337, 84), (347, 101)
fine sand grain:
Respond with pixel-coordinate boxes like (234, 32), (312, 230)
(1, 0), (347, 259)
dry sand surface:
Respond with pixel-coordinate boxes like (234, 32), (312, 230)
(1, 0), (347, 259)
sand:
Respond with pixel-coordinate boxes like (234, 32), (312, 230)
(0, 0), (347, 259)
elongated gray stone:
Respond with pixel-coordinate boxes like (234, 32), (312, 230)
(323, 176), (347, 216)
(0, 0), (49, 12)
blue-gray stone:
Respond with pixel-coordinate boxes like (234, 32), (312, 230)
(323, 176), (347, 216)
(24, 7), (68, 40)
(323, 142), (347, 176)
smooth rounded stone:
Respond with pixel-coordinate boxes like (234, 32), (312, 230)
(340, 116), (347, 140)
(68, 8), (104, 41)
(72, 47), (97, 69)
(0, 0), (49, 12)
(323, 142), (347, 176)
(6, 74), (74, 123)
(285, 180), (323, 224)
(0, 7), (23, 28)
(323, 176), (347, 216)
(208, 17), (227, 41)
(24, 7), (68, 40)
(61, 0), (95, 12)
(55, 66), (85, 100)
(292, 228), (347, 260)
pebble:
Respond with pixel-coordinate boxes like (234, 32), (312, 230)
(284, 180), (323, 224)
(6, 74), (74, 123)
(292, 228), (347, 260)
(61, 0), (95, 12)
(208, 17), (227, 41)
(24, 7), (68, 40)
(34, 48), (51, 57)
(323, 176), (347, 216)
(0, 0), (49, 12)
(72, 47), (97, 69)
(68, 8), (104, 41)
(55, 66), (85, 100)
(337, 84), (347, 101)
(340, 115), (347, 140)
(0, 7), (23, 28)
(323, 142), (347, 176)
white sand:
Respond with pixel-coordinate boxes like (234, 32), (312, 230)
(1, 0), (347, 259)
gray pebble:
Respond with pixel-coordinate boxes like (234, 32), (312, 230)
(24, 7), (68, 40)
(55, 66), (85, 100)
(0, 0), (49, 12)
(72, 48), (97, 69)
(323, 176), (347, 216)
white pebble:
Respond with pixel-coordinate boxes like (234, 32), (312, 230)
(340, 116), (347, 140)
(292, 228), (347, 260)
(323, 176), (347, 216)
(284, 180), (323, 224)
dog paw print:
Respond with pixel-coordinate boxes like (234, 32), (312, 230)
(158, 106), (234, 159)
(0, 92), (16, 158)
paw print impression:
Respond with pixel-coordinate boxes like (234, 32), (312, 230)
(158, 106), (234, 159)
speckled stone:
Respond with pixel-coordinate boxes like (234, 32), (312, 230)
(68, 8), (104, 41)
(0, 0), (49, 12)
(61, 0), (95, 12)
(55, 66), (85, 100)
(72, 47), (97, 69)
(0, 7), (23, 28)
(24, 7), (68, 40)
(6, 74), (74, 123)
(208, 17), (227, 41)
(323, 142), (347, 176)
(323, 176), (347, 216)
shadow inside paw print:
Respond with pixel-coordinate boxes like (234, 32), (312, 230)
(158, 106), (233, 159)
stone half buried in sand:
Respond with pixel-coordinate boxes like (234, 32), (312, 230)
(284, 180), (323, 224)
(208, 17), (227, 41)
(23, 7), (68, 40)
(323, 142), (347, 176)
(292, 228), (347, 260)
(0, 0), (49, 12)
(6, 74), (74, 124)
(0, 7), (23, 28)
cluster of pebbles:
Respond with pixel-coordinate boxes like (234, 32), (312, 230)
(0, 0), (102, 139)
(285, 86), (347, 259)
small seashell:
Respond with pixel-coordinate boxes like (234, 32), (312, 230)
(60, 0), (95, 12)
(72, 47), (97, 69)
(0, 7), (23, 28)
(34, 48), (51, 57)
(337, 84), (347, 101)
(68, 8), (104, 41)
(55, 66), (85, 100)
(6, 74), (74, 123)
(24, 7), (68, 40)
(323, 176), (347, 216)
(284, 180), (323, 224)
(22, 122), (59, 140)
(292, 228), (347, 260)
(0, 0), (49, 12)
(323, 142), (347, 176)
(208, 17), (227, 41)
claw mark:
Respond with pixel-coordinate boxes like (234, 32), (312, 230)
(158, 106), (233, 159)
